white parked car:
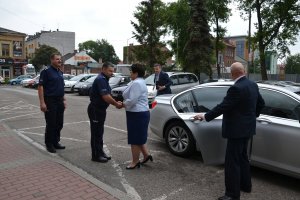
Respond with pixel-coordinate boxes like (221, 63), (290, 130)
(0, 76), (4, 84)
(64, 74), (97, 93)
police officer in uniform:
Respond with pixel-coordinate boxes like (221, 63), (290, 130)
(88, 62), (122, 162)
(38, 53), (66, 153)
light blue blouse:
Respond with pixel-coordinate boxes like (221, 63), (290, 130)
(122, 78), (149, 112)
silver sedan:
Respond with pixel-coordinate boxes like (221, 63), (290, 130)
(149, 82), (300, 179)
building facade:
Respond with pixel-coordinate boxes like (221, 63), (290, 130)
(62, 51), (100, 75)
(0, 27), (27, 79)
(25, 30), (75, 59)
(225, 35), (249, 60)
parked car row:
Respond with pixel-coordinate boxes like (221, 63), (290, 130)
(111, 72), (199, 108)
(9, 74), (33, 85)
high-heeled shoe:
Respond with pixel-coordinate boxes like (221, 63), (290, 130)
(141, 155), (153, 164)
(126, 162), (141, 170)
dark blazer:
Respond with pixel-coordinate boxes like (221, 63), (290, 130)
(155, 71), (172, 96)
(205, 76), (265, 139)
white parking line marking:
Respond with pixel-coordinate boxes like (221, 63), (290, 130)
(0, 101), (24, 109)
(111, 144), (165, 154)
(17, 121), (163, 143)
(0, 112), (40, 122)
(104, 147), (142, 200)
(18, 130), (89, 143)
(18, 120), (90, 131)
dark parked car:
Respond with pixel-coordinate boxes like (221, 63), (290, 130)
(111, 84), (129, 101)
(77, 75), (130, 96)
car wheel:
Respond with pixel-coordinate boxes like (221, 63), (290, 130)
(70, 86), (74, 93)
(11, 81), (16, 85)
(165, 121), (196, 157)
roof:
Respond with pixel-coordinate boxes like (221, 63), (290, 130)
(0, 27), (26, 36)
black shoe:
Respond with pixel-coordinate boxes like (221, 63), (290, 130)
(54, 143), (66, 149)
(241, 187), (251, 193)
(141, 155), (153, 164)
(218, 195), (239, 200)
(126, 162), (141, 170)
(102, 153), (111, 160)
(46, 145), (56, 153)
(91, 156), (108, 163)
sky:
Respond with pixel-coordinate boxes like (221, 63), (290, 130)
(1, 0), (299, 61)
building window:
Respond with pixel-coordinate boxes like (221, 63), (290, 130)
(236, 41), (244, 59)
(1, 44), (10, 57)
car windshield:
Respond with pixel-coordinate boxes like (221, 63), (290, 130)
(86, 76), (97, 83)
(109, 77), (121, 84)
(69, 74), (85, 81)
(145, 74), (155, 86)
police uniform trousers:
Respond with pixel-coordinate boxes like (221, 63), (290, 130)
(44, 96), (64, 146)
(87, 103), (106, 158)
(225, 138), (252, 199)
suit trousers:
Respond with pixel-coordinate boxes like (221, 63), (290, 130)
(87, 104), (106, 158)
(44, 96), (64, 146)
(225, 138), (252, 198)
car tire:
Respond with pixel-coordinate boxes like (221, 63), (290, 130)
(165, 121), (196, 157)
(11, 81), (16, 85)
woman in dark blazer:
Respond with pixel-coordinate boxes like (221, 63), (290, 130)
(122, 64), (153, 169)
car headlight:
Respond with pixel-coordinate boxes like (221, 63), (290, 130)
(148, 92), (155, 98)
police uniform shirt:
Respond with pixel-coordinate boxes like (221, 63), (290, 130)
(90, 73), (111, 109)
(39, 66), (64, 97)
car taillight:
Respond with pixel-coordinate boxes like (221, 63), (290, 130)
(151, 100), (157, 109)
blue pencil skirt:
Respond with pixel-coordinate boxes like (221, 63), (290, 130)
(126, 111), (150, 145)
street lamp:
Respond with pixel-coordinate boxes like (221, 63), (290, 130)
(127, 36), (134, 64)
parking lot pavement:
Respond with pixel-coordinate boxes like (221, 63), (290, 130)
(0, 122), (130, 200)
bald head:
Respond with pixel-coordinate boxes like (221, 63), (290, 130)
(230, 62), (246, 80)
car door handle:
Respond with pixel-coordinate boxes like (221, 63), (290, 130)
(257, 118), (271, 124)
(189, 117), (202, 123)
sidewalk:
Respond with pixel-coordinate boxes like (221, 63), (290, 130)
(0, 122), (129, 200)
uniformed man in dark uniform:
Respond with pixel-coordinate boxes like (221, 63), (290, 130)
(38, 53), (66, 153)
(88, 62), (122, 162)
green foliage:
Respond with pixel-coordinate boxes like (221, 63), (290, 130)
(207, 0), (231, 78)
(237, 0), (300, 80)
(285, 54), (300, 74)
(131, 0), (169, 70)
(164, 0), (190, 66)
(78, 39), (120, 64)
(183, 0), (213, 77)
(30, 45), (59, 71)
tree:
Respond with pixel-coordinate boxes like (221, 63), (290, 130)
(285, 53), (300, 74)
(131, 0), (169, 70)
(78, 39), (120, 64)
(31, 45), (59, 72)
(183, 0), (213, 78)
(164, 0), (190, 67)
(237, 0), (300, 80)
(207, 0), (231, 78)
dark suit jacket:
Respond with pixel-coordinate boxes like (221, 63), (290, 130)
(155, 71), (172, 96)
(205, 76), (265, 139)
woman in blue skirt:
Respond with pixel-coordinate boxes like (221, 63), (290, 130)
(122, 64), (153, 169)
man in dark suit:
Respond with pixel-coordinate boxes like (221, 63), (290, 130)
(194, 62), (265, 200)
(153, 64), (172, 96)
